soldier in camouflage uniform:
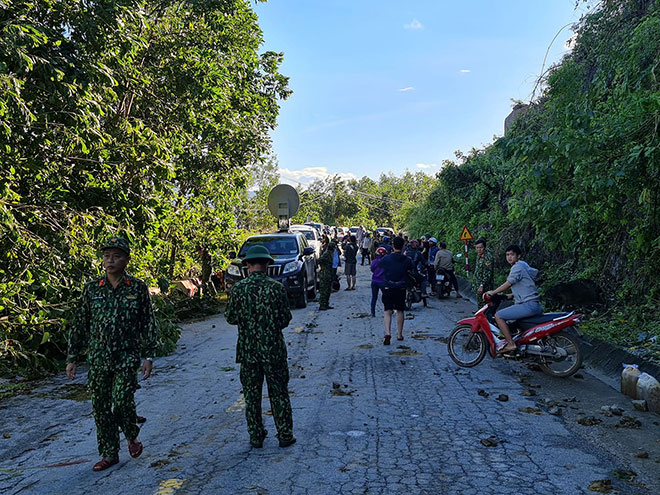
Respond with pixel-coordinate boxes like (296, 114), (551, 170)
(317, 239), (335, 310)
(224, 245), (296, 448)
(472, 237), (495, 303)
(66, 236), (159, 472)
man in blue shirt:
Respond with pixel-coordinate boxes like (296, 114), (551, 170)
(379, 237), (414, 345)
(427, 237), (439, 295)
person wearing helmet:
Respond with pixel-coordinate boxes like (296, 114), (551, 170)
(225, 245), (296, 448)
(405, 239), (428, 296)
(370, 247), (388, 317)
(381, 235), (392, 254)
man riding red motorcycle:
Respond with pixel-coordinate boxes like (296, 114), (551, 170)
(485, 244), (542, 354)
(447, 244), (583, 378)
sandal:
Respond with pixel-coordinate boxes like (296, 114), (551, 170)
(93, 457), (119, 472)
(128, 440), (143, 458)
(497, 342), (517, 354)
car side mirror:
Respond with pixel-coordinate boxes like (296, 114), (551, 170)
(303, 247), (314, 256)
(228, 251), (237, 259)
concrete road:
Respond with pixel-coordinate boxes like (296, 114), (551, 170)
(1, 265), (658, 495)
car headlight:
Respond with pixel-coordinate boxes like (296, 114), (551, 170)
(227, 264), (241, 277)
(283, 261), (298, 274)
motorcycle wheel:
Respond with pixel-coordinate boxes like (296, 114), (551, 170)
(405, 290), (413, 310)
(538, 330), (582, 378)
(448, 325), (487, 367)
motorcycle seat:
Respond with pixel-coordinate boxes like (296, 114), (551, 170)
(515, 312), (572, 331)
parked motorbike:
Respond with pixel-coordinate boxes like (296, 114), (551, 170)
(435, 267), (453, 299)
(447, 294), (583, 377)
(405, 272), (427, 309)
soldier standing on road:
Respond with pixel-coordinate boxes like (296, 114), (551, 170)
(66, 236), (159, 472)
(472, 237), (494, 303)
(224, 245), (296, 448)
(318, 238), (335, 310)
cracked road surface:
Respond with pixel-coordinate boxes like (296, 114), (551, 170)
(1, 266), (659, 494)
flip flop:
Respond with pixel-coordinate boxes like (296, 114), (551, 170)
(497, 343), (517, 354)
(128, 440), (143, 458)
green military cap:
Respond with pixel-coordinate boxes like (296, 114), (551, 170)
(101, 235), (130, 255)
(243, 245), (274, 264)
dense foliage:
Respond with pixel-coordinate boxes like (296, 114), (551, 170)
(0, 0), (289, 375)
(407, 0), (660, 360)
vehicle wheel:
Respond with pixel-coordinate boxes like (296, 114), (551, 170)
(447, 325), (487, 367)
(538, 330), (582, 377)
(307, 276), (317, 300)
(405, 290), (413, 310)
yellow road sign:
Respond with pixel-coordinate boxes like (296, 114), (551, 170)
(459, 225), (474, 241)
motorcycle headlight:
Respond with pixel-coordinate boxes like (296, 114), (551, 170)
(227, 264), (241, 277)
(283, 261), (298, 274)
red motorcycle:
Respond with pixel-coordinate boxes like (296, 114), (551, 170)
(447, 294), (583, 377)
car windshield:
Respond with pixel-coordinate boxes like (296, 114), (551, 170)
(239, 237), (299, 257)
(293, 229), (315, 241)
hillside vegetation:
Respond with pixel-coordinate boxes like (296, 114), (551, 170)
(407, 0), (660, 361)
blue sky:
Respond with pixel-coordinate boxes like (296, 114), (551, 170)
(253, 1), (590, 186)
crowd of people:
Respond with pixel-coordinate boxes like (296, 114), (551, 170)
(314, 229), (500, 346)
(66, 230), (542, 469)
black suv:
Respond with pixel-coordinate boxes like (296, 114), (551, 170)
(224, 232), (318, 308)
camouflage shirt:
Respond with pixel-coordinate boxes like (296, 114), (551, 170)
(67, 273), (159, 369)
(472, 250), (495, 290)
(225, 271), (292, 364)
(318, 243), (334, 270)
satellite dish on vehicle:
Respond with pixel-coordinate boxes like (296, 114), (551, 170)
(267, 184), (300, 232)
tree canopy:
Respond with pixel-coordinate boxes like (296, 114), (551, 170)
(0, 0), (289, 372)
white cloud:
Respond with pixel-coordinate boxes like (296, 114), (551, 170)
(459, 69), (471, 74)
(398, 87), (415, 92)
(279, 167), (357, 186)
(404, 19), (423, 30)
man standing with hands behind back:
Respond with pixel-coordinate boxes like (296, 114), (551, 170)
(66, 236), (159, 472)
(225, 245), (296, 449)
(472, 238), (494, 303)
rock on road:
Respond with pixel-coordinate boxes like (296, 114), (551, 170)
(1, 265), (657, 495)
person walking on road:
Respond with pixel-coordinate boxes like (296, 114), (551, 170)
(360, 233), (372, 265)
(370, 247), (387, 317)
(224, 245), (296, 448)
(318, 238), (335, 309)
(343, 235), (358, 290)
(472, 237), (494, 302)
(379, 237), (414, 345)
(434, 242), (462, 298)
(66, 236), (159, 472)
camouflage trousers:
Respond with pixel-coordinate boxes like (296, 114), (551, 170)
(239, 361), (293, 443)
(88, 365), (139, 458)
(318, 269), (332, 309)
